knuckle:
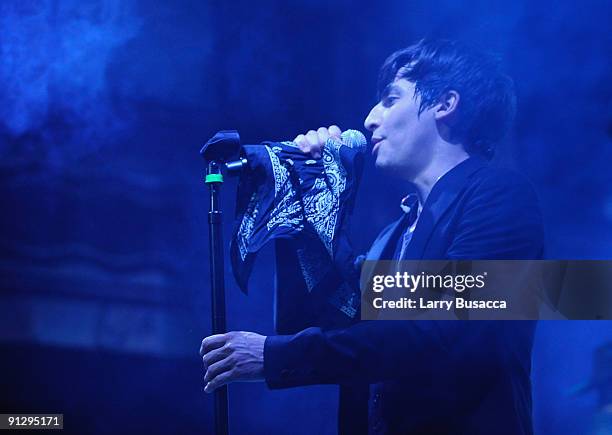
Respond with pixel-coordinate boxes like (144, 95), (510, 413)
(329, 125), (341, 136)
(214, 374), (227, 388)
(210, 365), (221, 378)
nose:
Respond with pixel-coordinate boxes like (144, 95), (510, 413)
(364, 103), (382, 132)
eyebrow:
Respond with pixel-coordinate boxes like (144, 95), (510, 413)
(381, 83), (403, 99)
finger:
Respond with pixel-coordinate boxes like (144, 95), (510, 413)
(294, 134), (306, 146)
(317, 127), (330, 144)
(305, 130), (324, 158)
(294, 134), (309, 153)
(204, 355), (234, 384)
(202, 344), (229, 370)
(204, 370), (234, 393)
(200, 334), (227, 356)
(315, 128), (330, 159)
(305, 130), (319, 148)
(304, 130), (323, 158)
(328, 125), (342, 139)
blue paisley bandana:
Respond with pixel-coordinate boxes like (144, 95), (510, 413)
(230, 132), (365, 333)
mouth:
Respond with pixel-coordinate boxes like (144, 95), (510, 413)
(371, 137), (384, 156)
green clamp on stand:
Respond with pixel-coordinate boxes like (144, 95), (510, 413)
(205, 173), (224, 184)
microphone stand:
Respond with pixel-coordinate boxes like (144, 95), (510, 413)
(205, 161), (229, 435)
(200, 130), (240, 435)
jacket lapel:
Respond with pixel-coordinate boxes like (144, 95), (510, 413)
(403, 156), (487, 259)
(359, 214), (408, 290)
(365, 214), (408, 262)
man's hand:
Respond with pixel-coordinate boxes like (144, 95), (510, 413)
(199, 331), (267, 393)
(293, 125), (342, 159)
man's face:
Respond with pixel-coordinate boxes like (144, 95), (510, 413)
(364, 78), (437, 180)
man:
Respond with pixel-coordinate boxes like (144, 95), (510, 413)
(200, 39), (544, 434)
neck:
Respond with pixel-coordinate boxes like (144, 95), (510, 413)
(412, 144), (470, 203)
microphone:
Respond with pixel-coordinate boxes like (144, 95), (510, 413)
(224, 129), (367, 176)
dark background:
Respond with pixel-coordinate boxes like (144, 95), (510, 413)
(0, 0), (610, 433)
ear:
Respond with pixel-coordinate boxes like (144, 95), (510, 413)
(433, 90), (460, 121)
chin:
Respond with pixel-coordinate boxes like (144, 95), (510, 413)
(376, 158), (415, 180)
(374, 154), (397, 171)
(374, 154), (390, 168)
(374, 159), (389, 171)
(375, 159), (397, 174)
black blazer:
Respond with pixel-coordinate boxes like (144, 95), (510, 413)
(264, 157), (545, 434)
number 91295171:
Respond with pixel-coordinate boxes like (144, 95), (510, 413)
(0, 414), (63, 430)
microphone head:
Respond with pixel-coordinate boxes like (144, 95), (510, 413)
(339, 129), (367, 153)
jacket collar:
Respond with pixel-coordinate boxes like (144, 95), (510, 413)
(406, 156), (487, 259)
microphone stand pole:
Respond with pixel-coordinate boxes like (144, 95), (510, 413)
(205, 161), (229, 435)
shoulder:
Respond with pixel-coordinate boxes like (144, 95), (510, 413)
(461, 165), (542, 212)
(468, 165), (538, 194)
(447, 164), (545, 259)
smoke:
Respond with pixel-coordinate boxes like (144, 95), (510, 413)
(0, 0), (141, 166)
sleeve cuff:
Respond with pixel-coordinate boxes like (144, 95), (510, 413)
(263, 334), (294, 389)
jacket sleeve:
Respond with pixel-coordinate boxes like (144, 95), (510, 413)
(265, 319), (534, 389)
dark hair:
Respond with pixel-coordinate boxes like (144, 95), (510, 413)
(378, 39), (517, 159)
